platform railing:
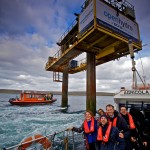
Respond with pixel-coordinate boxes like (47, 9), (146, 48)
(57, 19), (77, 44)
(46, 32), (79, 70)
(104, 0), (134, 10)
(45, 48), (61, 70)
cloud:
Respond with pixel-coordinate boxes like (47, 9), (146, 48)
(0, 0), (150, 92)
(132, 0), (150, 46)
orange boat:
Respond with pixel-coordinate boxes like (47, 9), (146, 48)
(9, 91), (57, 105)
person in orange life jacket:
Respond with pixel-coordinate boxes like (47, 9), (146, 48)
(106, 104), (130, 150)
(120, 106), (148, 149)
(97, 114), (122, 150)
(67, 111), (97, 150)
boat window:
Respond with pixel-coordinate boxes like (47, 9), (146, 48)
(34, 95), (38, 98)
(119, 102), (150, 111)
(119, 102), (150, 123)
(38, 95), (43, 98)
(26, 94), (30, 98)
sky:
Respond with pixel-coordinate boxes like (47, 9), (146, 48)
(0, 0), (150, 93)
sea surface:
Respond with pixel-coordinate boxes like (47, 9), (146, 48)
(0, 93), (114, 149)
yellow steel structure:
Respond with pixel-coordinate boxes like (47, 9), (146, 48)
(45, 0), (142, 75)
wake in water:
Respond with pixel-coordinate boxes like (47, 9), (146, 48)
(0, 94), (113, 148)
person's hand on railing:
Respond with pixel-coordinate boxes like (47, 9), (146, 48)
(66, 127), (74, 131)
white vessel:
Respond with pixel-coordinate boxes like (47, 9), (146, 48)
(114, 40), (150, 124)
(114, 89), (150, 111)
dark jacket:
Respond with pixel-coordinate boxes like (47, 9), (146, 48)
(73, 119), (98, 144)
(109, 111), (130, 139)
(108, 111), (130, 150)
(121, 113), (136, 137)
(97, 123), (122, 150)
(130, 108), (150, 150)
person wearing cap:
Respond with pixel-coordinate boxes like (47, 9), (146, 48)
(106, 104), (130, 150)
(97, 114), (122, 150)
(67, 110), (98, 150)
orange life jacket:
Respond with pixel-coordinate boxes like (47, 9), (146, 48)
(97, 123), (112, 142)
(109, 117), (117, 127)
(120, 113), (136, 129)
(127, 113), (136, 129)
(84, 117), (95, 133)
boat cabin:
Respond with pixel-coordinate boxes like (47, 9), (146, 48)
(19, 91), (53, 101)
(114, 89), (150, 121)
(9, 91), (56, 105)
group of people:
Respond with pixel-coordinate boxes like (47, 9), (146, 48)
(67, 104), (150, 150)
(44, 93), (53, 100)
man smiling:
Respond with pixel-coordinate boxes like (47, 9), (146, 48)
(97, 114), (123, 150)
(106, 104), (130, 150)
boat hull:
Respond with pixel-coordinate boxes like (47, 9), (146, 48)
(9, 99), (57, 106)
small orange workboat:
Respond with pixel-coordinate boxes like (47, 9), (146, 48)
(9, 91), (57, 105)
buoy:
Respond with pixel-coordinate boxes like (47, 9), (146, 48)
(18, 134), (51, 150)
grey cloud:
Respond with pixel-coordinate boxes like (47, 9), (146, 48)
(133, 0), (150, 47)
(0, 0), (83, 39)
(0, 0), (150, 92)
(0, 0), (33, 35)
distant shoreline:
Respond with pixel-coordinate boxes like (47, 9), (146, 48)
(0, 89), (115, 96)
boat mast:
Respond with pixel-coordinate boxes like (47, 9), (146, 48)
(128, 40), (137, 89)
(128, 40), (146, 90)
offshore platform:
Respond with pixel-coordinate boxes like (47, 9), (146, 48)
(45, 0), (142, 115)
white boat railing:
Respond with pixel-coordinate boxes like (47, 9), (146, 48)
(2, 130), (85, 150)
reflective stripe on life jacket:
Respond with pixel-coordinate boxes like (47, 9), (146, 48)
(97, 123), (112, 142)
(127, 113), (136, 129)
(84, 117), (94, 133)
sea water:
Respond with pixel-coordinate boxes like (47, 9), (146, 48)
(0, 93), (114, 148)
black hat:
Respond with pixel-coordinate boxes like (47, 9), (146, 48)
(100, 114), (108, 120)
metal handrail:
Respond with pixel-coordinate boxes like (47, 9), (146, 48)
(57, 19), (77, 44)
(4, 130), (84, 150)
(5, 130), (64, 150)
